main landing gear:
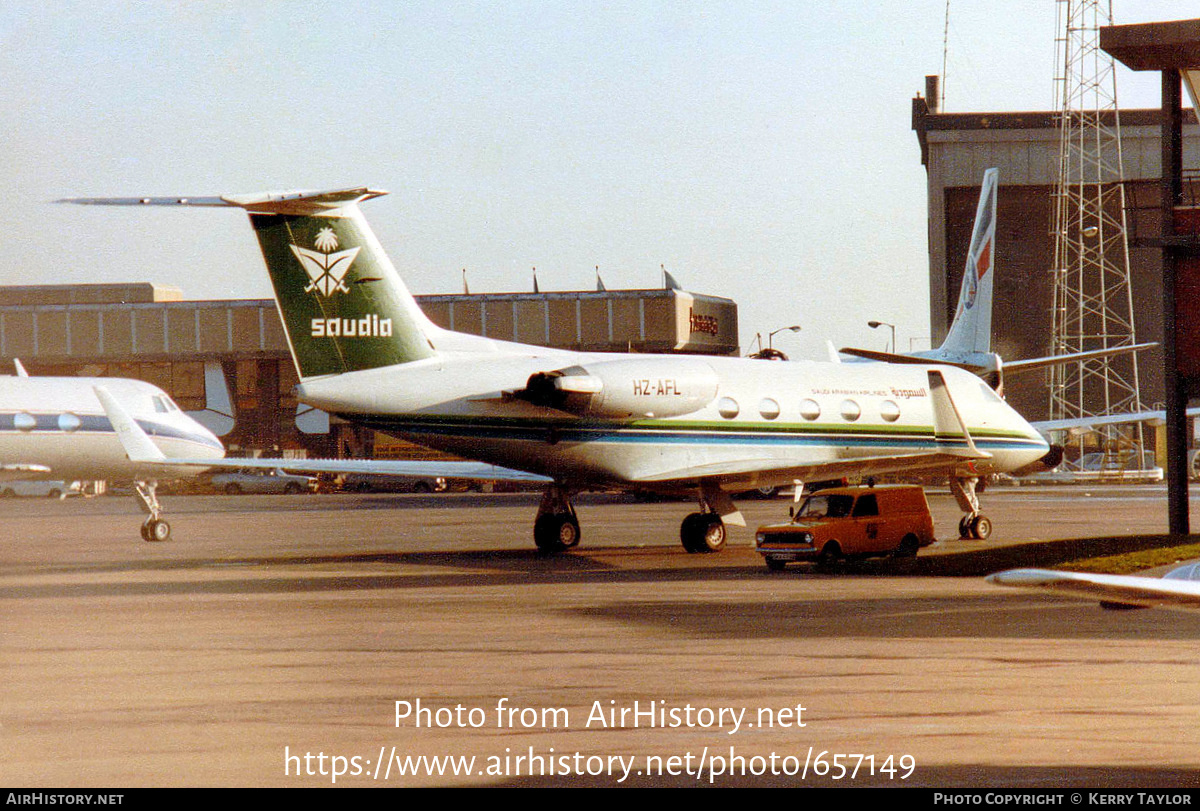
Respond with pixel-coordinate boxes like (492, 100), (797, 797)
(951, 475), (991, 540)
(680, 512), (726, 553)
(679, 481), (741, 553)
(135, 479), (171, 543)
(533, 484), (580, 553)
(532, 480), (741, 555)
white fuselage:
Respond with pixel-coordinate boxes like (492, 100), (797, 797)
(0, 377), (225, 481)
(294, 338), (1050, 491)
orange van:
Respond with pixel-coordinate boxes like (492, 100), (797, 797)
(755, 485), (935, 571)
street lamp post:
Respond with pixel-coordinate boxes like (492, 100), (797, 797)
(768, 324), (802, 350)
(868, 320), (896, 354)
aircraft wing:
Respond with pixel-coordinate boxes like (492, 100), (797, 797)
(1032, 406), (1200, 435)
(836, 347), (980, 372)
(180, 456), (552, 484)
(633, 448), (988, 484)
(988, 564), (1200, 611)
(94, 385), (550, 485)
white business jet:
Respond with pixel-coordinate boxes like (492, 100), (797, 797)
(62, 187), (1055, 553)
(0, 365), (224, 541)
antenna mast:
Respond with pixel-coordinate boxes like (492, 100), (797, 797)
(1048, 0), (1146, 474)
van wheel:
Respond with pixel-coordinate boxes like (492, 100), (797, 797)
(817, 541), (842, 569)
(895, 534), (920, 558)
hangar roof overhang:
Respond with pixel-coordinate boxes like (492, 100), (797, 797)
(1101, 18), (1200, 113)
(1100, 19), (1200, 72)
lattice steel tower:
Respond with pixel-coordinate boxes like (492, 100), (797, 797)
(1049, 0), (1146, 469)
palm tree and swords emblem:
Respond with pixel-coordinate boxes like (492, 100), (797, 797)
(290, 227), (361, 297)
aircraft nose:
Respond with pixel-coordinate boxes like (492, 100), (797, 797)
(185, 416), (226, 459)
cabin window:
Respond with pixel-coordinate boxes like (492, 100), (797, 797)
(839, 399), (861, 422)
(58, 413), (81, 432)
(758, 398), (780, 420)
(717, 397), (739, 419)
(879, 400), (901, 422)
(14, 413), (36, 432)
(799, 399), (821, 420)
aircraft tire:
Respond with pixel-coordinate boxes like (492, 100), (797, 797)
(698, 515), (726, 552)
(534, 514), (579, 553)
(680, 513), (706, 553)
(681, 513), (725, 553)
(558, 515), (581, 549)
(142, 519), (171, 543)
(970, 515), (992, 541)
(958, 515), (972, 539)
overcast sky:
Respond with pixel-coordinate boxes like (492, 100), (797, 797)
(0, 1), (1187, 357)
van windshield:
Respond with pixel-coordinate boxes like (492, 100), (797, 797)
(795, 494), (853, 520)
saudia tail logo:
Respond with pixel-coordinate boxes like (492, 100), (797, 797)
(291, 227), (393, 339)
(291, 227), (360, 297)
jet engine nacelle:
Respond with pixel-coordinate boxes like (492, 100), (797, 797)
(520, 357), (720, 419)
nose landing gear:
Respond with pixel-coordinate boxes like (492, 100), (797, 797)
(135, 479), (171, 542)
(951, 475), (991, 540)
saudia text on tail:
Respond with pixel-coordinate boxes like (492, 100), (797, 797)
(311, 314), (394, 338)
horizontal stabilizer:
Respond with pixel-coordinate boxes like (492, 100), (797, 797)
(1004, 342), (1157, 376)
(838, 347), (979, 372)
(59, 187), (388, 216)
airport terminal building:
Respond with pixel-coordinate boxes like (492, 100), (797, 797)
(0, 282), (739, 459)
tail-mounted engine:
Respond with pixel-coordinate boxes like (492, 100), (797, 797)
(517, 357), (720, 419)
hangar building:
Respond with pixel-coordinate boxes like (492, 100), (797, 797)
(0, 282), (738, 460)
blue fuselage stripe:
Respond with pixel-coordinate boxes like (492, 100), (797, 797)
(0, 412), (222, 452)
(347, 415), (1044, 452)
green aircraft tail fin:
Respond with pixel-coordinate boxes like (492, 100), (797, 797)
(247, 202), (436, 378)
(60, 187), (438, 380)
